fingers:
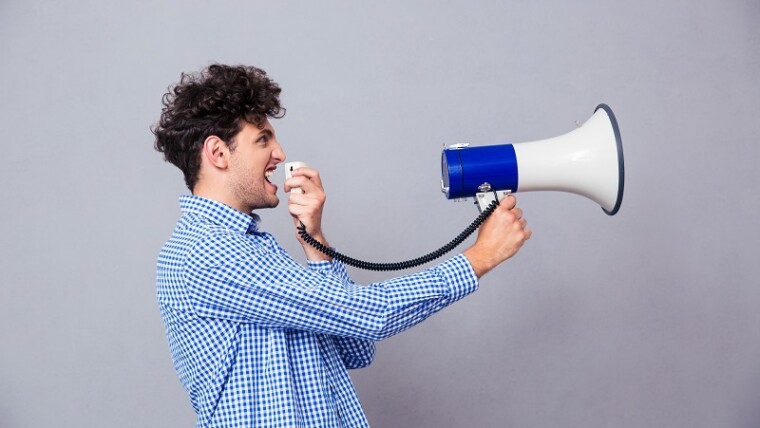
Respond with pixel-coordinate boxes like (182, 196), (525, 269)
(498, 197), (532, 240)
(286, 167), (326, 233)
(288, 191), (325, 234)
(285, 167), (322, 193)
(291, 166), (322, 184)
(287, 192), (325, 210)
(464, 196), (532, 277)
(495, 197), (522, 220)
(501, 194), (517, 210)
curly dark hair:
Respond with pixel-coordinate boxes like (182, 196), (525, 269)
(152, 64), (286, 190)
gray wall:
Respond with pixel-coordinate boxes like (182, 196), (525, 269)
(1, 1), (759, 427)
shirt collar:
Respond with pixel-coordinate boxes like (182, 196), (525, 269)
(179, 195), (260, 234)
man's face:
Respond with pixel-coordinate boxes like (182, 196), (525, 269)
(228, 120), (286, 213)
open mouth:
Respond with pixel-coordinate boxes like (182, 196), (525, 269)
(264, 167), (277, 189)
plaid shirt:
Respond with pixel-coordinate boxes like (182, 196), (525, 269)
(157, 195), (479, 427)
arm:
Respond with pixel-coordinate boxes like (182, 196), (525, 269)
(185, 233), (478, 341)
(308, 257), (376, 369)
(302, 238), (376, 369)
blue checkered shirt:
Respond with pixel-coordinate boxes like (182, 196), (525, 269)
(157, 195), (479, 427)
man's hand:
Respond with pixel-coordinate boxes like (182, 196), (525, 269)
(463, 195), (532, 278)
(285, 166), (332, 261)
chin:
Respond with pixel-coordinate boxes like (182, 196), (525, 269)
(251, 197), (279, 211)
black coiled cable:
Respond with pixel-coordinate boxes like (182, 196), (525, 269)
(296, 198), (500, 271)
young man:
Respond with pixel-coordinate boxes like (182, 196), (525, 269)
(153, 64), (531, 428)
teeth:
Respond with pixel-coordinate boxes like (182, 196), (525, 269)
(265, 170), (274, 178)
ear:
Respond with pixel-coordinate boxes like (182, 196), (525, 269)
(201, 136), (230, 170)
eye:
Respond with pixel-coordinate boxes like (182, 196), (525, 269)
(256, 130), (274, 145)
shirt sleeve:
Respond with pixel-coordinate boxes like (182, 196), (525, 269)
(332, 336), (376, 369)
(307, 247), (377, 368)
(184, 232), (479, 341)
(306, 258), (353, 285)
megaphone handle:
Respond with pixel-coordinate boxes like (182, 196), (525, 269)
(476, 189), (511, 213)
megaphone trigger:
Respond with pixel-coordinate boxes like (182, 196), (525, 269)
(475, 188), (512, 213)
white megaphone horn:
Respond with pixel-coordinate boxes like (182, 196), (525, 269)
(441, 104), (625, 215)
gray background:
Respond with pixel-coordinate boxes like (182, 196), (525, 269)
(1, 1), (759, 427)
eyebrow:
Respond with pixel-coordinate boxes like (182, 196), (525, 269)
(256, 129), (274, 140)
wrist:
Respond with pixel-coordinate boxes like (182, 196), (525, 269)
(463, 245), (498, 278)
(299, 230), (332, 262)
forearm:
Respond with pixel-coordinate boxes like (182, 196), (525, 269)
(189, 240), (479, 341)
(462, 245), (499, 278)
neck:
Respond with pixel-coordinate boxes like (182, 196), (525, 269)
(193, 183), (249, 214)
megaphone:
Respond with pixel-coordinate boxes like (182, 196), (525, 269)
(441, 104), (624, 215)
(297, 104), (624, 271)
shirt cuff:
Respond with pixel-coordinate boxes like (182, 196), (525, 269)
(436, 254), (479, 303)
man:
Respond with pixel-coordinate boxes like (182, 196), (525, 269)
(153, 63), (531, 428)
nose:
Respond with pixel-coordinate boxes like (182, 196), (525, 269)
(272, 140), (286, 163)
